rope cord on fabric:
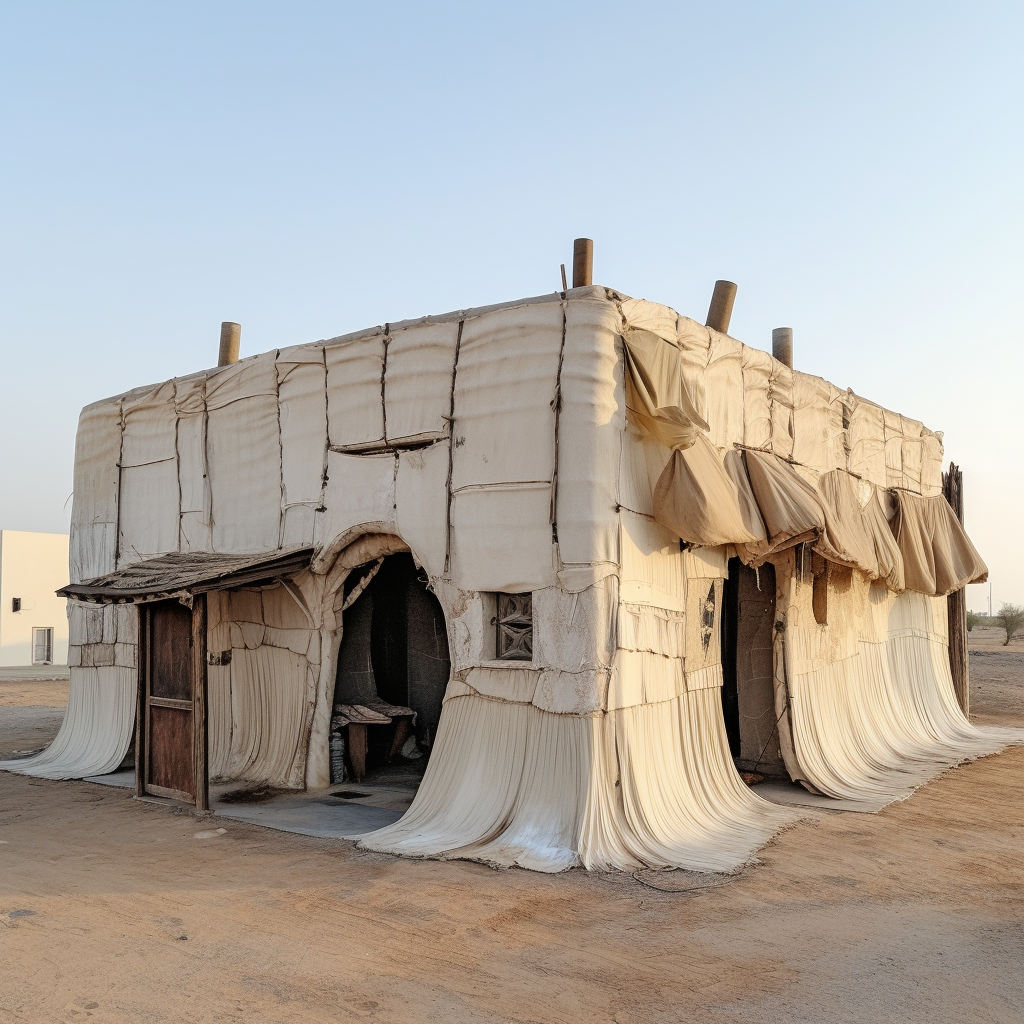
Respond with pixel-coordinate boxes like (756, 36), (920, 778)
(751, 704), (788, 776)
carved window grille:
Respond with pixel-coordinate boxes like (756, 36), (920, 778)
(496, 593), (533, 661)
(701, 583), (716, 654)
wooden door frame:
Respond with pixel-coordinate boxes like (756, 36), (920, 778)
(135, 594), (209, 810)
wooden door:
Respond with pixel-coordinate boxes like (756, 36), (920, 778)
(137, 596), (208, 809)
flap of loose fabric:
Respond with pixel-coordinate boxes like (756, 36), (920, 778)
(861, 489), (905, 592)
(622, 330), (709, 451)
(741, 450), (827, 560)
(652, 433), (766, 547)
(891, 490), (988, 597)
(815, 471), (905, 590)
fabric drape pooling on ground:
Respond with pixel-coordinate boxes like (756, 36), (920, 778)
(0, 666), (135, 780)
(359, 686), (796, 873)
(778, 579), (1021, 806)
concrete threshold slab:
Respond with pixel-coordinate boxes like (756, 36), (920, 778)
(84, 770), (134, 788)
(82, 771), (408, 839)
(756, 780), (896, 814)
(212, 786), (406, 840)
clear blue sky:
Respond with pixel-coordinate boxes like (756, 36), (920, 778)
(2, 1), (1021, 610)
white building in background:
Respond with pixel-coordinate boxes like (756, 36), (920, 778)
(0, 530), (69, 667)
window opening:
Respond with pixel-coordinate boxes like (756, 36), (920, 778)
(496, 593), (533, 661)
(32, 627), (54, 665)
(701, 583), (716, 654)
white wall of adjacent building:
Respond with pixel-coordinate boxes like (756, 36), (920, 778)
(0, 530), (70, 667)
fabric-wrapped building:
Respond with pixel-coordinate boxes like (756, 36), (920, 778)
(2, 278), (1015, 873)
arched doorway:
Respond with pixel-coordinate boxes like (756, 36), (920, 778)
(332, 552), (451, 782)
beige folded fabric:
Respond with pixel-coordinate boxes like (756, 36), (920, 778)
(815, 471), (904, 590)
(742, 449), (825, 559)
(622, 330), (708, 451)
(652, 434), (765, 547)
(723, 450), (769, 546)
(816, 470), (878, 572)
(891, 490), (988, 597)
(862, 489), (905, 592)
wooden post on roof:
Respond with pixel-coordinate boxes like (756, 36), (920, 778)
(218, 322), (241, 366)
(943, 464), (970, 715)
(572, 238), (593, 288)
(706, 280), (737, 334)
(772, 327), (794, 369)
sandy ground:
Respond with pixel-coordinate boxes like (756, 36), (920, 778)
(0, 676), (70, 760)
(0, 657), (1021, 1023)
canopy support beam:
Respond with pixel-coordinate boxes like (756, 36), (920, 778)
(943, 463), (970, 715)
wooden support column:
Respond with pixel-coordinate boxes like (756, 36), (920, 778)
(943, 464), (969, 715)
(135, 603), (146, 798)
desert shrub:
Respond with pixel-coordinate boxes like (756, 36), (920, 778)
(997, 603), (1024, 647)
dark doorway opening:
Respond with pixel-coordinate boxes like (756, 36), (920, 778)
(333, 553), (451, 782)
(720, 558), (784, 776)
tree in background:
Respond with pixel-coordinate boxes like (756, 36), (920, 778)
(997, 603), (1024, 647)
(967, 610), (980, 632)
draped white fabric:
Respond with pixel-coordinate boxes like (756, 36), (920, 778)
(206, 586), (316, 789)
(6, 286), (1007, 875)
(0, 667), (135, 780)
(781, 578), (1022, 804)
(360, 686), (795, 873)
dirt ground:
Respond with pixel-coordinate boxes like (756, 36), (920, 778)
(1, 654), (1021, 1024)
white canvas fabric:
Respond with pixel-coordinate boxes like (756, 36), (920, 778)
(0, 666), (135, 779)
(206, 586), (313, 789)
(360, 685), (794, 873)
(622, 330), (708, 451)
(277, 348), (328, 548)
(555, 296), (623, 569)
(774, 559), (1020, 805)
(7, 285), (1006, 872)
(118, 383), (179, 563)
(326, 330), (386, 450)
(175, 376), (213, 552)
(383, 321), (460, 445)
(207, 354), (282, 554)
(69, 400), (122, 581)
(817, 471), (905, 591)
